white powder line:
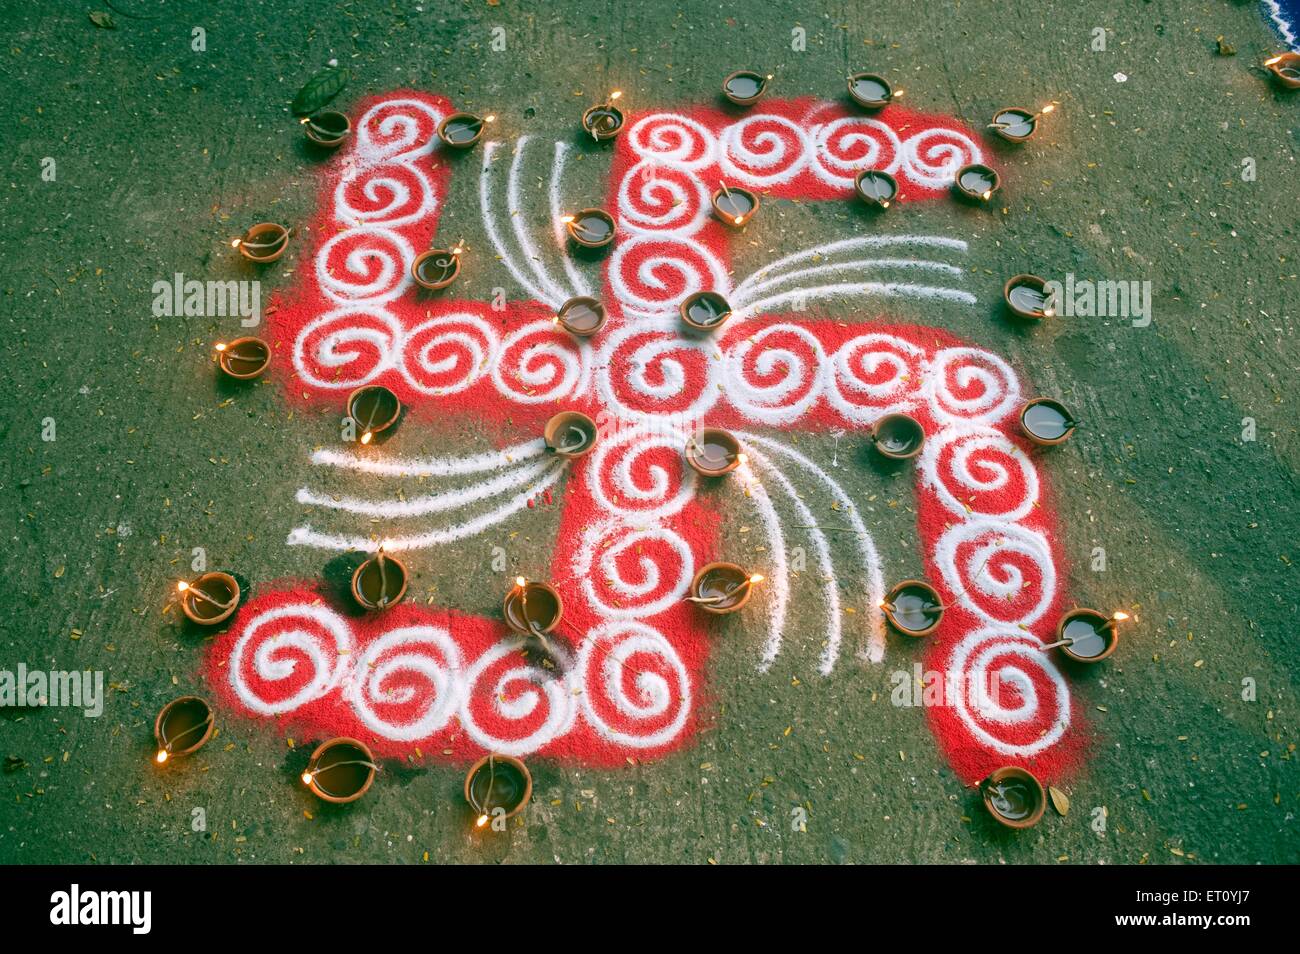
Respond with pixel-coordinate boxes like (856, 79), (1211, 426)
(742, 443), (842, 676)
(508, 136), (573, 305)
(310, 437), (548, 477)
(296, 457), (556, 517)
(735, 282), (977, 319)
(733, 460), (790, 672)
(732, 235), (968, 300)
(732, 258), (965, 310)
(286, 463), (566, 553)
(480, 141), (560, 308)
(550, 141), (593, 298)
(740, 432), (887, 664)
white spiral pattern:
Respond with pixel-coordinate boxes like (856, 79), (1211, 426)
(723, 322), (827, 425)
(586, 423), (697, 520)
(899, 127), (984, 190)
(920, 425), (1041, 521)
(229, 604), (354, 716)
(459, 639), (577, 756)
(627, 113), (718, 170)
(809, 116), (903, 189)
(316, 226), (415, 305)
(925, 347), (1021, 425)
(575, 521), (696, 618)
(354, 97), (442, 163)
(490, 320), (587, 404)
(617, 160), (712, 236)
(947, 628), (1071, 758)
(344, 626), (463, 741)
(822, 333), (925, 422)
(399, 312), (497, 395)
(935, 519), (1058, 627)
(608, 234), (731, 321)
(577, 621), (692, 749)
(334, 161), (436, 228)
(718, 114), (811, 187)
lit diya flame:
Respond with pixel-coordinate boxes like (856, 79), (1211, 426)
(583, 91), (624, 141)
(989, 102), (1057, 141)
(176, 578), (236, 612)
(153, 696), (215, 764)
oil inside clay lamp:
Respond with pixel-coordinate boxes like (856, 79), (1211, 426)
(562, 208), (616, 249)
(988, 103), (1055, 142)
(176, 572), (240, 626)
(543, 410), (598, 459)
(231, 222), (290, 263)
(687, 562), (763, 615)
(552, 296), (608, 337)
(154, 695), (215, 764)
(301, 737), (377, 804)
(854, 169), (898, 209)
(466, 754), (533, 828)
(582, 90), (625, 141)
(880, 579), (946, 636)
(215, 336), (271, 380)
(411, 242), (464, 290)
(351, 545), (409, 611)
(680, 290), (733, 332)
(1003, 273), (1054, 319)
(437, 111), (495, 149)
(1043, 608), (1127, 663)
(347, 384), (402, 445)
(711, 181), (759, 227)
(981, 766), (1046, 829)
(300, 110), (351, 147)
(503, 576), (564, 639)
(871, 412), (925, 459)
(685, 428), (747, 477)
(952, 163), (1000, 203)
(846, 72), (899, 109)
(1020, 397), (1077, 445)
(722, 69), (773, 106)
(1265, 52), (1300, 89)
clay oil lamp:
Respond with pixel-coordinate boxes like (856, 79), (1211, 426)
(351, 545), (408, 611)
(880, 579), (946, 637)
(300, 110), (351, 148)
(153, 695), (215, 765)
(1020, 397), (1077, 446)
(503, 576), (564, 642)
(680, 290), (733, 332)
(722, 70), (773, 106)
(1003, 273), (1055, 319)
(466, 753), (533, 828)
(1265, 52), (1300, 89)
(854, 169), (898, 209)
(981, 766), (1046, 830)
(1042, 609), (1127, 663)
(846, 72), (899, 109)
(301, 737), (378, 804)
(870, 412), (925, 460)
(711, 181), (759, 227)
(687, 562), (763, 615)
(952, 163), (1000, 203)
(437, 111), (495, 149)
(214, 336), (271, 380)
(411, 241), (464, 290)
(543, 410), (598, 459)
(552, 296), (607, 338)
(231, 222), (290, 263)
(347, 384), (401, 445)
(684, 428), (747, 477)
(582, 90), (625, 142)
(176, 572), (240, 626)
(562, 209), (617, 249)
(988, 102), (1055, 142)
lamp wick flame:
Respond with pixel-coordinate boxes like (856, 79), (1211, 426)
(155, 750), (168, 764)
(475, 814), (490, 828)
(515, 576), (527, 588)
(301, 771), (314, 785)
(176, 580), (190, 593)
(360, 431), (373, 445)
(749, 574), (764, 585)
(1112, 611), (1130, 622)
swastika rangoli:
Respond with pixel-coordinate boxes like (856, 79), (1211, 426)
(207, 92), (1083, 784)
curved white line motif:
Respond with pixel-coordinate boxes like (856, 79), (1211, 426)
(550, 141), (594, 298)
(742, 443), (842, 675)
(509, 136), (575, 306)
(310, 438), (547, 477)
(733, 459), (789, 671)
(480, 141), (562, 307)
(740, 432), (887, 664)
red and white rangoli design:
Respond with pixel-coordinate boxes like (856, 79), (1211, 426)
(208, 93), (1084, 782)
